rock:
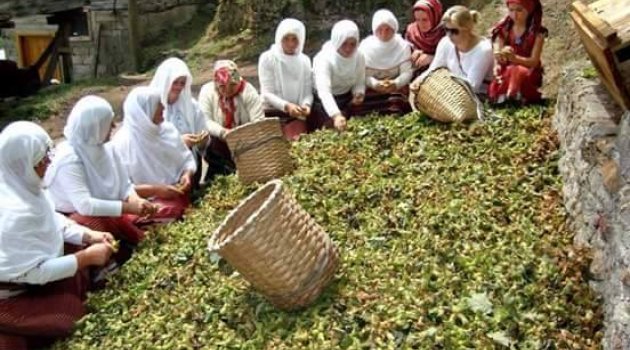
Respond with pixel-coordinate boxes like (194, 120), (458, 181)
(555, 62), (630, 350)
(601, 159), (622, 193)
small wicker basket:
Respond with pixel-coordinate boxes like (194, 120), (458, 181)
(208, 180), (339, 310)
(225, 118), (294, 184)
(409, 68), (482, 123)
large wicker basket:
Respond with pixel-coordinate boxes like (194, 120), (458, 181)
(225, 118), (294, 184)
(208, 180), (339, 310)
(409, 68), (483, 123)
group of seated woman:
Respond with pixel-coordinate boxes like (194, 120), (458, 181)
(0, 0), (546, 347)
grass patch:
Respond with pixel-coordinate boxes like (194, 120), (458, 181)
(0, 77), (117, 127)
(55, 106), (602, 349)
(581, 66), (599, 80)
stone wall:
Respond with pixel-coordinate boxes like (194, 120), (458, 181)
(555, 61), (630, 350)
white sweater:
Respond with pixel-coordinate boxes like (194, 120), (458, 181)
(365, 61), (413, 89)
(313, 51), (366, 118)
(421, 36), (494, 93)
(0, 215), (83, 298)
(47, 160), (135, 217)
(198, 81), (265, 133)
(258, 50), (314, 111)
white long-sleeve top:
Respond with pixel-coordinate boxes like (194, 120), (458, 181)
(0, 215), (84, 298)
(313, 51), (366, 118)
(421, 36), (494, 93)
(365, 61), (413, 89)
(47, 160), (135, 216)
(198, 81), (264, 132)
(258, 50), (314, 111)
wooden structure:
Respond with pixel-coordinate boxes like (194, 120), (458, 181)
(571, 0), (630, 110)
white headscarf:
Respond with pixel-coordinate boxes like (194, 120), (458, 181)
(0, 122), (64, 282)
(315, 20), (361, 83)
(44, 96), (130, 200)
(269, 18), (310, 105)
(112, 86), (195, 185)
(359, 9), (411, 70)
(149, 57), (198, 133)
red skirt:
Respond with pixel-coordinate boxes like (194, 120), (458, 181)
(264, 109), (308, 141)
(128, 193), (190, 226)
(69, 214), (145, 245)
(356, 87), (411, 117)
(488, 64), (543, 104)
(0, 247), (89, 350)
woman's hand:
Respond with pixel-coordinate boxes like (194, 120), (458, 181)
(351, 93), (364, 106)
(83, 230), (114, 245)
(414, 53), (433, 68)
(178, 171), (194, 193)
(285, 103), (304, 118)
(182, 134), (196, 148)
(76, 243), (113, 268)
(501, 46), (515, 62)
(411, 49), (423, 62)
(333, 114), (347, 131)
(155, 184), (184, 200)
(300, 105), (311, 118)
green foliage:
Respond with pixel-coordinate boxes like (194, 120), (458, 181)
(581, 66), (599, 80)
(55, 106), (602, 349)
(0, 78), (117, 124)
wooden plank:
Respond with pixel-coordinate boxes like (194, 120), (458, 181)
(571, 9), (630, 109)
(588, 0), (630, 42)
(572, 0), (620, 46)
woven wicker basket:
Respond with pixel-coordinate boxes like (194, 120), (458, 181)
(208, 180), (339, 310)
(409, 68), (481, 123)
(225, 118), (294, 184)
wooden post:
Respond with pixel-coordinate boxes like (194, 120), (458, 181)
(127, 0), (141, 72)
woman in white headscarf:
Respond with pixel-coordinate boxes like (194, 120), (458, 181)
(150, 58), (210, 185)
(198, 60), (264, 181)
(312, 20), (366, 132)
(359, 9), (413, 114)
(258, 18), (313, 141)
(0, 121), (113, 350)
(111, 86), (197, 223)
(45, 96), (154, 246)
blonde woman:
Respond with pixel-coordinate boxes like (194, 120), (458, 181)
(416, 6), (493, 94)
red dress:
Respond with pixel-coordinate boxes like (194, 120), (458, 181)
(488, 29), (544, 104)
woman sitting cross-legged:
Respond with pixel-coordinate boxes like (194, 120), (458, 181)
(488, 0), (547, 105)
(45, 96), (154, 247)
(198, 60), (264, 181)
(415, 5), (494, 95)
(150, 57), (210, 186)
(312, 20), (366, 132)
(359, 9), (413, 115)
(258, 18), (313, 141)
(112, 87), (197, 224)
(0, 121), (113, 350)
(405, 0), (446, 75)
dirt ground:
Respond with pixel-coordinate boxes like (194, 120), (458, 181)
(35, 0), (587, 140)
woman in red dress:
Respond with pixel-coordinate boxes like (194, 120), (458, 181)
(488, 0), (547, 105)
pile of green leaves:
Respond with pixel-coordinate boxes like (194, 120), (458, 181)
(55, 106), (603, 349)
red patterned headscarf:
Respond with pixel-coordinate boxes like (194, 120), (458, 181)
(405, 0), (445, 55)
(213, 60), (245, 129)
(491, 0), (547, 41)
